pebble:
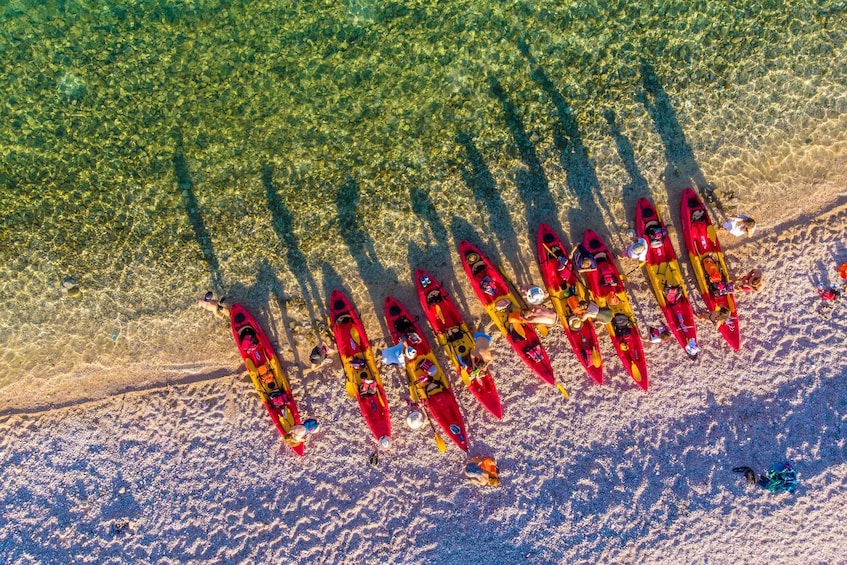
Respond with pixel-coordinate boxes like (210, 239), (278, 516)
(62, 276), (81, 297)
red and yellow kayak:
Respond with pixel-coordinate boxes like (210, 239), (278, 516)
(679, 187), (740, 350)
(635, 198), (700, 359)
(459, 240), (563, 395)
(328, 289), (392, 446)
(415, 269), (503, 419)
(384, 296), (469, 452)
(230, 303), (304, 456)
(582, 230), (649, 391)
(536, 223), (604, 384)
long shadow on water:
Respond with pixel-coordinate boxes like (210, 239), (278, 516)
(454, 132), (526, 282)
(228, 261), (312, 409)
(639, 61), (726, 222)
(517, 39), (619, 248)
(604, 108), (653, 228)
(449, 215), (498, 328)
(172, 140), (224, 294)
(487, 75), (564, 255)
(335, 176), (397, 337)
(407, 186), (470, 315)
(262, 163), (325, 323)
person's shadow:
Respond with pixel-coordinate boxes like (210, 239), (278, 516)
(172, 133), (224, 295)
(262, 162), (325, 324)
(334, 176), (397, 336)
(603, 108), (653, 228)
(454, 131), (527, 281)
(487, 74), (564, 247)
(516, 39), (618, 247)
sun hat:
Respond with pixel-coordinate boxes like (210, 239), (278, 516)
(290, 425), (308, 441)
(405, 410), (425, 430)
(303, 418), (320, 434)
(526, 286), (545, 305)
(631, 239), (647, 256)
(378, 435), (392, 451)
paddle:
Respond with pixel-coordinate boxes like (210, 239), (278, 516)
(620, 262), (646, 280)
(421, 403), (447, 452)
(591, 347), (602, 368)
(434, 303), (446, 324)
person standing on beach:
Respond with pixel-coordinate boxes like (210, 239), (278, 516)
(465, 455), (500, 486)
(620, 229), (648, 263)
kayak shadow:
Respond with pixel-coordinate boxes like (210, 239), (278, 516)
(517, 39), (618, 247)
(407, 186), (469, 313)
(262, 162), (325, 323)
(488, 74), (565, 258)
(603, 108), (653, 229)
(455, 131), (528, 282)
(226, 262), (312, 408)
(638, 60), (726, 222)
(172, 134), (224, 295)
(334, 175), (398, 337)
(449, 215), (499, 324)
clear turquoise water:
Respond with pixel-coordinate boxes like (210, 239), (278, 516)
(1, 0), (845, 408)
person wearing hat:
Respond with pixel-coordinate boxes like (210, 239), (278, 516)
(621, 229), (648, 262)
(465, 455), (500, 487)
(571, 244), (597, 274)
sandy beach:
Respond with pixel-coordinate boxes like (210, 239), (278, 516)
(2, 1), (847, 563)
(2, 192), (846, 563)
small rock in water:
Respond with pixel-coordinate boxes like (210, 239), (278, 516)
(57, 71), (86, 100)
(62, 276), (81, 297)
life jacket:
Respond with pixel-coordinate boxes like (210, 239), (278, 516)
(702, 255), (722, 283)
(665, 286), (681, 304)
(508, 312), (527, 340)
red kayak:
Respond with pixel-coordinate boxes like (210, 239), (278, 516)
(582, 230), (649, 391)
(536, 224), (604, 384)
(415, 269), (503, 419)
(230, 303), (305, 455)
(384, 296), (469, 452)
(458, 241), (563, 393)
(328, 290), (392, 446)
(635, 198), (700, 359)
(679, 188), (740, 350)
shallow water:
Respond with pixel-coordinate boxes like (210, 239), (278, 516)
(1, 0), (845, 411)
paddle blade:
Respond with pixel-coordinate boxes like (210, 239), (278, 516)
(434, 431), (447, 452)
(591, 347), (602, 368)
(459, 368), (471, 387)
(630, 361), (642, 383)
(537, 324), (549, 337)
(556, 382), (570, 400)
(345, 378), (357, 398)
(435, 304), (445, 323)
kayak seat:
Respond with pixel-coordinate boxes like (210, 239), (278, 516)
(334, 313), (353, 326)
(612, 314), (632, 336)
(645, 222), (664, 248)
(426, 290), (444, 305)
(665, 285), (682, 305)
(424, 381), (442, 396)
(445, 327), (465, 343)
(359, 378), (378, 396)
(702, 255), (722, 283)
